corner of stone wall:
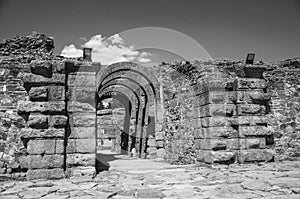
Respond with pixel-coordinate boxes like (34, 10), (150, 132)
(17, 60), (67, 180)
(64, 61), (100, 177)
(195, 65), (274, 164)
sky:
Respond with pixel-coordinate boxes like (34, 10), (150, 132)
(0, 0), (299, 64)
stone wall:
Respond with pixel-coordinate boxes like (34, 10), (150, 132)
(161, 61), (275, 164)
(265, 58), (300, 161)
(0, 32), (299, 180)
(0, 56), (29, 179)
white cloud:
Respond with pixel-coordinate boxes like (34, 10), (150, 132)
(60, 34), (152, 65)
(61, 44), (82, 58)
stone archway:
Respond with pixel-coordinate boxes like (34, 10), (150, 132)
(96, 62), (163, 159)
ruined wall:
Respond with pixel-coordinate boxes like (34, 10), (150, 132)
(0, 56), (29, 179)
(159, 63), (197, 164)
(265, 58), (300, 161)
(161, 61), (275, 164)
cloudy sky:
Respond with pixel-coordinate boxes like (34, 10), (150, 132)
(0, 0), (299, 63)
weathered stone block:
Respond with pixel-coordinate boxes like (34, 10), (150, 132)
(49, 86), (65, 101)
(70, 113), (95, 127)
(50, 115), (67, 128)
(68, 74), (95, 87)
(30, 60), (53, 77)
(66, 154), (95, 167)
(240, 126), (274, 137)
(20, 128), (64, 138)
(155, 131), (164, 140)
(66, 166), (95, 177)
(237, 78), (267, 90)
(196, 150), (236, 164)
(156, 148), (166, 158)
(195, 139), (227, 150)
(26, 168), (65, 180)
(77, 139), (96, 153)
(248, 91), (271, 103)
(27, 139), (55, 154)
(237, 104), (266, 115)
(196, 127), (238, 138)
(246, 138), (266, 149)
(27, 114), (48, 129)
(156, 140), (164, 148)
(28, 86), (48, 101)
(73, 87), (95, 105)
(17, 101), (65, 114)
(199, 104), (235, 117)
(148, 138), (156, 147)
(238, 149), (274, 163)
(56, 139), (76, 154)
(69, 127), (95, 139)
(228, 116), (269, 126)
(197, 91), (229, 106)
(68, 102), (95, 112)
(19, 154), (64, 169)
(18, 73), (65, 85)
(201, 116), (228, 127)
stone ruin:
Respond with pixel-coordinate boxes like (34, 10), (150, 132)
(0, 32), (299, 180)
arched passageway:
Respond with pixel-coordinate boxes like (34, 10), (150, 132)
(96, 62), (163, 161)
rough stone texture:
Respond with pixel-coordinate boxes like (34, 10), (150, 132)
(0, 32), (299, 180)
(19, 154), (64, 169)
(1, 159), (300, 198)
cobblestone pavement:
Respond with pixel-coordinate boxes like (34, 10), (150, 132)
(1, 157), (300, 199)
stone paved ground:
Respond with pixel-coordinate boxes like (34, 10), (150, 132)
(1, 156), (300, 199)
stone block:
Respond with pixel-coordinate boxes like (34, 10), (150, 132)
(17, 101), (65, 114)
(27, 139), (55, 154)
(201, 116), (228, 127)
(240, 126), (274, 137)
(228, 116), (269, 126)
(69, 127), (95, 139)
(20, 128), (64, 138)
(30, 60), (53, 77)
(246, 138), (266, 149)
(66, 154), (95, 167)
(28, 86), (48, 101)
(19, 154), (64, 169)
(196, 150), (236, 164)
(73, 87), (96, 105)
(75, 139), (96, 153)
(18, 73), (65, 85)
(68, 102), (95, 112)
(195, 138), (227, 150)
(155, 131), (164, 140)
(70, 113), (95, 127)
(156, 140), (164, 148)
(27, 114), (48, 129)
(237, 104), (266, 115)
(50, 115), (68, 128)
(197, 91), (229, 106)
(66, 166), (95, 177)
(49, 86), (65, 101)
(148, 138), (156, 147)
(26, 168), (65, 180)
(238, 149), (274, 163)
(237, 78), (267, 90)
(196, 127), (238, 138)
(199, 104), (235, 117)
(67, 74), (95, 87)
(248, 91), (271, 103)
(156, 148), (166, 158)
